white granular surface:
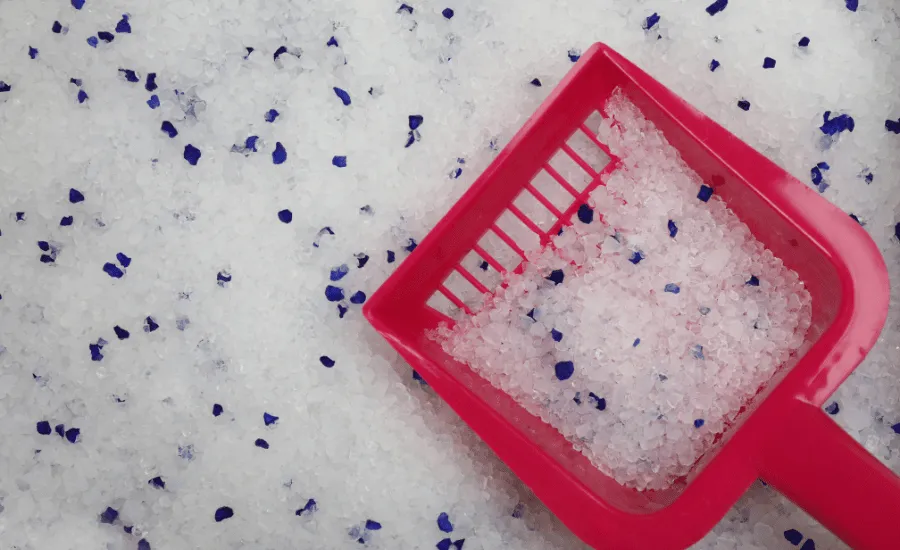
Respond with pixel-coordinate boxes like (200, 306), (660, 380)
(434, 92), (812, 491)
(0, 0), (898, 549)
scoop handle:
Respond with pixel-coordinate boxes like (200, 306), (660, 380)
(759, 399), (900, 549)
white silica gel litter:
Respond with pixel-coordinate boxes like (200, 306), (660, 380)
(1, 0), (898, 548)
(433, 91), (813, 491)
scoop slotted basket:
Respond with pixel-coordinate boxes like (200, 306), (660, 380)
(363, 43), (898, 549)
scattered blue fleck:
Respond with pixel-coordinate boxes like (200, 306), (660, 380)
(450, 167), (462, 179)
(884, 119), (900, 134)
(849, 213), (862, 226)
(664, 283), (681, 294)
(72, 0), (85, 9)
(116, 252), (131, 268)
(692, 344), (705, 359)
(588, 392), (607, 411)
(115, 14), (131, 33)
(147, 94), (160, 109)
(895, 223), (900, 242)
(554, 361), (575, 381)
(70, 77), (83, 86)
(356, 253), (370, 268)
(697, 184), (713, 202)
(820, 111), (855, 136)
(526, 308), (537, 321)
(551, 329), (563, 342)
(114, 325), (130, 340)
(387, 250), (395, 263)
(149, 476), (165, 489)
(37, 420), (52, 435)
(103, 262), (124, 278)
(629, 251), (644, 264)
(479, 260), (489, 271)
(693, 418), (705, 429)
(0, 81), (9, 93)
(320, 356), (335, 368)
(365, 520), (382, 530)
(274, 46), (288, 60)
(38, 241), (50, 252)
(763, 57), (776, 69)
(784, 529), (803, 545)
(331, 264), (350, 281)
(546, 269), (564, 285)
(699, 306), (711, 315)
(667, 219), (679, 238)
(398, 4), (413, 14)
(244, 47), (254, 58)
(144, 316), (159, 332)
(212, 403), (224, 416)
(255, 438), (269, 449)
(52, 21), (64, 34)
(69, 188), (85, 203)
(215, 506), (234, 522)
(314, 227), (335, 247)
(327, 36), (339, 47)
(405, 131), (416, 148)
(350, 291), (366, 304)
(273, 142), (287, 165)
(296, 498), (318, 516)
(40, 253), (55, 264)
(183, 144), (201, 165)
(65, 427), (80, 442)
(800, 539), (816, 550)
(334, 87), (352, 106)
(404, 238), (417, 252)
(529, 78), (542, 87)
(746, 275), (760, 286)
(511, 502), (525, 518)
(845, 0), (858, 12)
(16, 212), (26, 222)
(145, 73), (157, 92)
(437, 539), (452, 550)
(60, 216), (74, 226)
(28, 46), (39, 59)
(242, 135), (259, 152)
(824, 402), (840, 415)
(325, 285), (345, 302)
(332, 155), (347, 167)
(642, 12), (660, 30)
(277, 209), (293, 224)
(577, 203), (594, 224)
(737, 99), (751, 111)
(438, 512), (454, 532)
(705, 0), (728, 15)
(633, 338), (641, 347)
(568, 48), (581, 62)
(412, 370), (427, 384)
(98, 31), (115, 42)
(810, 163), (829, 192)
(263, 412), (279, 426)
(709, 59), (720, 72)
(442, 8), (454, 19)
(87, 36), (98, 48)
(798, 36), (810, 47)
(891, 423), (900, 434)
(452, 539), (465, 549)
(100, 506), (119, 524)
(864, 172), (874, 184)
(409, 114), (424, 130)
(89, 342), (104, 361)
(120, 69), (139, 83)
(77, 90), (89, 104)
(265, 109), (280, 123)
(157, 121), (179, 140)
(55, 424), (65, 437)
(817, 161), (830, 170)
(138, 539), (151, 550)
